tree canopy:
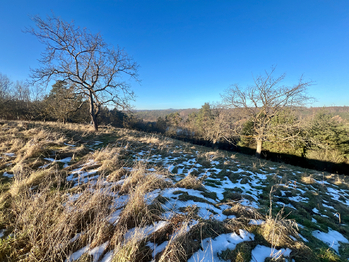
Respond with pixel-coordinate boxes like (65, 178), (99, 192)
(221, 67), (313, 157)
(27, 14), (138, 131)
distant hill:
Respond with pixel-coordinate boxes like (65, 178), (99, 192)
(133, 106), (349, 123)
(133, 108), (199, 122)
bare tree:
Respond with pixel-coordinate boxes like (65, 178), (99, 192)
(0, 73), (13, 119)
(221, 67), (313, 157)
(0, 73), (13, 101)
(26, 14), (138, 131)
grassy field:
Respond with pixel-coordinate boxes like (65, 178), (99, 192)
(0, 120), (348, 261)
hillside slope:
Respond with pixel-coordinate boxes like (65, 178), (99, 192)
(0, 121), (348, 261)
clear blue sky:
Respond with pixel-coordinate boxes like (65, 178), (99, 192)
(1, 0), (348, 109)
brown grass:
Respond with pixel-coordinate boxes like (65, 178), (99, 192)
(261, 208), (299, 248)
(223, 202), (264, 221)
(1, 120), (346, 261)
(1, 170), (117, 261)
(301, 175), (316, 184)
(175, 174), (206, 190)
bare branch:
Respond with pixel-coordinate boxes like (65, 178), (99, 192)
(220, 67), (313, 157)
(26, 14), (138, 131)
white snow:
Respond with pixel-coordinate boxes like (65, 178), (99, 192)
(276, 201), (296, 209)
(69, 232), (83, 243)
(4, 153), (15, 157)
(2, 172), (13, 178)
(312, 228), (349, 253)
(144, 189), (161, 205)
(100, 250), (113, 262)
(0, 229), (5, 238)
(322, 203), (334, 209)
(250, 245), (291, 262)
(89, 241), (109, 262)
(107, 209), (122, 224)
(147, 240), (169, 259)
(66, 245), (90, 262)
(240, 199), (259, 209)
(43, 157), (72, 168)
(312, 208), (319, 213)
(111, 195), (129, 209)
(188, 230), (254, 262)
(125, 221), (169, 242)
(289, 195), (309, 202)
(8, 127), (349, 262)
(299, 234), (308, 242)
(65, 241), (109, 262)
(327, 187), (341, 201)
(290, 235), (297, 241)
(249, 219), (265, 225)
(64, 143), (76, 147)
(66, 169), (99, 183)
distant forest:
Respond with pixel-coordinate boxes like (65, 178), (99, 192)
(134, 106), (349, 122)
(134, 108), (198, 122)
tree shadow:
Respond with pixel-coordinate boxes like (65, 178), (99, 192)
(174, 135), (349, 175)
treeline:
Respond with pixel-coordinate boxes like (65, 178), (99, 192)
(2, 73), (349, 173)
(134, 108), (198, 122)
(0, 74), (128, 127)
(128, 103), (349, 174)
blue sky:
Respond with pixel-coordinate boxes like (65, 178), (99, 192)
(0, 0), (348, 109)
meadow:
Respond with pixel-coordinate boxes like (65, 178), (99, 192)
(0, 120), (348, 261)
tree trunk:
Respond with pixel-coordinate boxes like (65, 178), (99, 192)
(89, 91), (98, 132)
(92, 114), (98, 131)
(256, 139), (262, 158)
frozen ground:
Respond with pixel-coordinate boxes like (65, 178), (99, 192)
(52, 137), (349, 261)
(1, 125), (349, 261)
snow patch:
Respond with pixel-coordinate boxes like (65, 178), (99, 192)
(125, 221), (169, 242)
(249, 219), (265, 225)
(2, 172), (13, 178)
(4, 153), (15, 157)
(312, 228), (349, 253)
(66, 245), (90, 262)
(250, 245), (291, 262)
(188, 230), (254, 262)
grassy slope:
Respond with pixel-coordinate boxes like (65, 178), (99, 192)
(0, 120), (348, 262)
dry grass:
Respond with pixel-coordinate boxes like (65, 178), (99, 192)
(111, 227), (151, 262)
(1, 120), (348, 261)
(261, 208), (299, 248)
(93, 146), (123, 175)
(175, 174), (206, 190)
(9, 164), (58, 197)
(118, 164), (172, 230)
(301, 174), (316, 184)
(260, 187), (299, 249)
(223, 202), (264, 221)
(0, 161), (173, 261)
(157, 224), (188, 262)
(0, 170), (116, 261)
(120, 162), (172, 195)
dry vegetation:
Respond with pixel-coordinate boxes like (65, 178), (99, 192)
(0, 120), (349, 261)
